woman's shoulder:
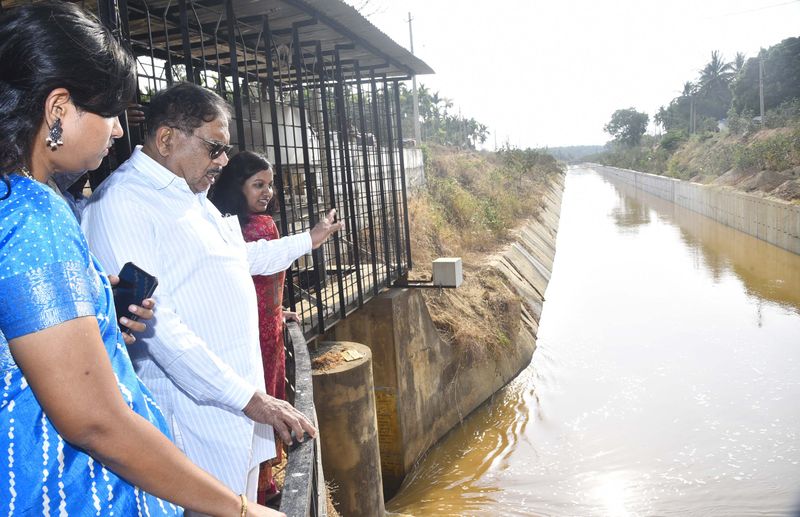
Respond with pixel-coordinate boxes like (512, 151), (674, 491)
(243, 214), (279, 241)
(0, 176), (87, 278)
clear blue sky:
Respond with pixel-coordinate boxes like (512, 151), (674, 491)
(347, 0), (800, 149)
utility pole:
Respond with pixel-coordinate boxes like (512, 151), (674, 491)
(408, 12), (421, 145)
(759, 57), (765, 124)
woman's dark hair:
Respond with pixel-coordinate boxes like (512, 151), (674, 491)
(145, 82), (231, 139)
(209, 151), (274, 227)
(0, 2), (136, 192)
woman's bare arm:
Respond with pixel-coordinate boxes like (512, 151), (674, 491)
(9, 315), (282, 517)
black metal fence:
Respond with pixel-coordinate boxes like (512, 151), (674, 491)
(100, 0), (415, 341)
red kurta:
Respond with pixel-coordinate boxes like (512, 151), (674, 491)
(244, 214), (286, 499)
(242, 214), (286, 401)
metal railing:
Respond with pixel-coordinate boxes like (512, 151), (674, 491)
(103, 0), (414, 342)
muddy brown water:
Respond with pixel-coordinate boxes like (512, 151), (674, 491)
(386, 166), (800, 516)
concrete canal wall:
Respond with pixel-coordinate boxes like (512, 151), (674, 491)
(592, 164), (800, 255)
(326, 173), (565, 499)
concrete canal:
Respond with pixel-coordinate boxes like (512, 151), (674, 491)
(386, 166), (800, 516)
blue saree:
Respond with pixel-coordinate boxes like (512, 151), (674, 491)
(0, 174), (182, 516)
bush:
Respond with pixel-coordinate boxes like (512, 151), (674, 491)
(734, 128), (800, 171)
(727, 108), (758, 135)
(660, 129), (688, 151)
(765, 99), (800, 129)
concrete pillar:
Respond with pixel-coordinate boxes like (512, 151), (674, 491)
(312, 342), (385, 517)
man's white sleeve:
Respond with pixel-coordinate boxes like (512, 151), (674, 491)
(246, 231), (312, 276)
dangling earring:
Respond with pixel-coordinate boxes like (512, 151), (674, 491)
(46, 118), (64, 150)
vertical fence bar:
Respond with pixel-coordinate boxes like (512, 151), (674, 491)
(212, 16), (225, 96)
(355, 63), (379, 295)
(334, 50), (365, 306)
(189, 4), (208, 83)
(370, 75), (392, 285)
(239, 31), (255, 148)
(292, 25), (325, 334)
(393, 80), (413, 270)
(253, 29), (268, 152)
(162, 1), (174, 84)
(262, 15), (296, 310)
(382, 77), (402, 276)
(98, 0), (133, 164)
(144, 2), (159, 94)
(178, 0), (194, 80)
(317, 44), (348, 318)
(224, 0), (246, 150)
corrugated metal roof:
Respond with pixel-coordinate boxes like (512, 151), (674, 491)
(133, 0), (434, 79)
(294, 0), (434, 76)
(1, 0), (433, 78)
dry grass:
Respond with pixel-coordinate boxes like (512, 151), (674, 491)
(310, 349), (346, 372)
(409, 145), (562, 355)
(420, 267), (522, 358)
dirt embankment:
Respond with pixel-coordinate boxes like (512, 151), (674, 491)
(407, 145), (564, 358)
(671, 126), (800, 202)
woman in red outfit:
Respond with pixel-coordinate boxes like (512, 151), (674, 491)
(210, 151), (297, 501)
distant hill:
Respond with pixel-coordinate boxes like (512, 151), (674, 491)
(544, 145), (606, 163)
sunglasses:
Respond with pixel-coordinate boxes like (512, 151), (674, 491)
(192, 134), (233, 160)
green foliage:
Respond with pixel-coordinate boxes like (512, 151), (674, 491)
(659, 129), (688, 151)
(725, 108), (759, 135)
(420, 143), (432, 166)
(733, 128), (800, 171)
(764, 98), (800, 128)
(422, 146), (562, 248)
(545, 145), (606, 163)
(601, 38), (800, 181)
(596, 135), (668, 174)
(697, 50), (735, 120)
(604, 108), (649, 146)
(396, 83), (488, 149)
(731, 37), (800, 115)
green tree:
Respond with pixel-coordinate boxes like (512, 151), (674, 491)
(697, 51), (734, 120)
(604, 108), (649, 146)
(732, 37), (800, 114)
(731, 52), (747, 76)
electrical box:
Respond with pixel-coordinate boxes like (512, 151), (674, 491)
(432, 257), (463, 288)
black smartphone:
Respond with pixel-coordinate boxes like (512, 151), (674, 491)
(113, 262), (158, 327)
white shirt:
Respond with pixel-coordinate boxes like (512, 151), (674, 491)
(81, 147), (312, 493)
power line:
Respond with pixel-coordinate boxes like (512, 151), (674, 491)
(704, 0), (800, 20)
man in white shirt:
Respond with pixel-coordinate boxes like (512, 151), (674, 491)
(82, 82), (341, 505)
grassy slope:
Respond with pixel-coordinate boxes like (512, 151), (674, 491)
(599, 122), (800, 202)
(408, 145), (563, 355)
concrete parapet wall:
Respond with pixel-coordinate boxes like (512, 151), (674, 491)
(592, 165), (800, 255)
(403, 147), (425, 190)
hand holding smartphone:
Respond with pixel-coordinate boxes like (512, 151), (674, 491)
(113, 262), (158, 331)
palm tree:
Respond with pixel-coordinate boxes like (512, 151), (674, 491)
(698, 50), (733, 92)
(731, 52), (747, 76)
(698, 51), (734, 120)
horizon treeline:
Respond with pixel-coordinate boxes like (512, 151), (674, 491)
(656, 36), (800, 135)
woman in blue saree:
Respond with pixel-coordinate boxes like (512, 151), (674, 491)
(0, 3), (280, 516)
